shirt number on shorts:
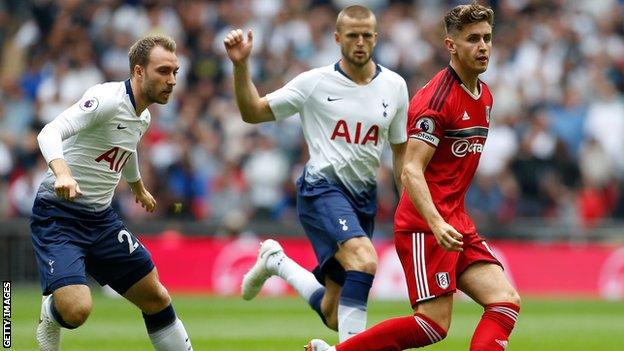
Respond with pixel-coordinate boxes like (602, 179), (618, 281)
(118, 229), (139, 254)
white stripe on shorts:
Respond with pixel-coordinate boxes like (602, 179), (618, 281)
(413, 233), (433, 301)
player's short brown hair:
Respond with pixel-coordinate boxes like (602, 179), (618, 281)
(336, 5), (376, 32)
(444, 3), (494, 35)
(128, 35), (176, 76)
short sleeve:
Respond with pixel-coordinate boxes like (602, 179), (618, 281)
(265, 70), (322, 121)
(388, 79), (409, 144)
(407, 99), (447, 148)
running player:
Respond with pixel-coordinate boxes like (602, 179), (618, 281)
(32, 35), (193, 351)
(224, 5), (408, 341)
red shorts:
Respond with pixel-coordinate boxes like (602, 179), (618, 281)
(394, 230), (501, 307)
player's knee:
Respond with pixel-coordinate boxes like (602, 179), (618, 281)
(415, 309), (452, 333)
(60, 301), (92, 327)
(506, 289), (521, 306)
(343, 245), (377, 274)
(143, 284), (172, 314)
(491, 286), (521, 307)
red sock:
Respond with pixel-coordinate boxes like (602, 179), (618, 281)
(336, 313), (446, 351)
(470, 303), (520, 350)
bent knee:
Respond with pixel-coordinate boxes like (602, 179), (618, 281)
(142, 285), (172, 314)
(506, 289), (521, 306)
(59, 302), (92, 327)
(492, 288), (521, 307)
(340, 246), (378, 274)
(351, 259), (377, 274)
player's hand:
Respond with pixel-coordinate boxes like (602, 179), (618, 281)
(223, 29), (253, 64)
(54, 175), (82, 201)
(134, 189), (156, 213)
(431, 222), (463, 252)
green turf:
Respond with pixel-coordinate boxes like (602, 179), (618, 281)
(8, 287), (624, 350)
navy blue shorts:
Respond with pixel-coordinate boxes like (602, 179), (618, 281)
(30, 195), (154, 295)
(296, 176), (375, 286)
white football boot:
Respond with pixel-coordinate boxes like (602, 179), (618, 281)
(241, 239), (283, 300)
(305, 339), (334, 351)
(36, 295), (61, 351)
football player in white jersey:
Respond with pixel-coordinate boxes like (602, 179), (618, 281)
(224, 5), (408, 341)
(31, 35), (193, 351)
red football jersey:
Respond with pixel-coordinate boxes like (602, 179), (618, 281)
(395, 66), (493, 234)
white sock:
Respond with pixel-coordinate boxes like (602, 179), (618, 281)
(267, 252), (323, 302)
(337, 303), (367, 341)
(148, 318), (193, 351)
(41, 295), (61, 326)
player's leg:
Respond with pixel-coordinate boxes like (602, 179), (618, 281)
(457, 238), (521, 351)
(122, 268), (192, 351)
(37, 285), (92, 351)
(86, 210), (192, 351)
(332, 236), (377, 340)
(311, 232), (455, 350)
(31, 195), (95, 350)
(241, 238), (326, 314)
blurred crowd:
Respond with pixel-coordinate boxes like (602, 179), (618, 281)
(1, 0), (624, 234)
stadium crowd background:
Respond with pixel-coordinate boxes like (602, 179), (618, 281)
(0, 0), (623, 237)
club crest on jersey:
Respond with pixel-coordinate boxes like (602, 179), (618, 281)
(485, 106), (491, 123)
(416, 117), (435, 133)
(382, 100), (389, 118)
(79, 97), (99, 112)
(435, 272), (450, 289)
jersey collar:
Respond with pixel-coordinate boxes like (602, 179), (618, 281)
(447, 65), (482, 100)
(124, 79), (137, 111)
(334, 61), (382, 83)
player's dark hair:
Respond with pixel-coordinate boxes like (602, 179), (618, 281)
(128, 35), (176, 76)
(444, 3), (493, 35)
(336, 5), (376, 32)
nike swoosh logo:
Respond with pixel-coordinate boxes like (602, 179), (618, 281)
(347, 331), (358, 335)
(327, 97), (343, 102)
(117, 124), (127, 130)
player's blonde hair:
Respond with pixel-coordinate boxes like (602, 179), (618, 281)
(128, 35), (177, 76)
(336, 5), (377, 32)
(444, 3), (494, 35)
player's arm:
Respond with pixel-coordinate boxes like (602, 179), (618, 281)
(127, 179), (156, 213)
(122, 153), (155, 212)
(223, 29), (275, 124)
(390, 142), (406, 194)
(401, 139), (463, 251)
(37, 105), (97, 201)
(37, 87), (111, 201)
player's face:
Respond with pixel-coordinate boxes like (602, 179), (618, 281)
(335, 16), (378, 67)
(449, 21), (492, 74)
(142, 46), (179, 105)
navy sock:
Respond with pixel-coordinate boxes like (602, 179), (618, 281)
(49, 296), (77, 329)
(340, 271), (374, 310)
(142, 304), (177, 334)
(309, 287), (328, 326)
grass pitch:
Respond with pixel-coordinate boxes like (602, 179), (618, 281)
(8, 287), (624, 350)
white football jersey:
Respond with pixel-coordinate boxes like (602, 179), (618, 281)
(266, 63), (408, 199)
(38, 80), (150, 210)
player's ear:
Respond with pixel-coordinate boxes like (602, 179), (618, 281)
(134, 65), (144, 78)
(444, 37), (456, 54)
(334, 31), (340, 44)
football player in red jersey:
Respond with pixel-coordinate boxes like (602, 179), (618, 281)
(306, 4), (520, 351)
